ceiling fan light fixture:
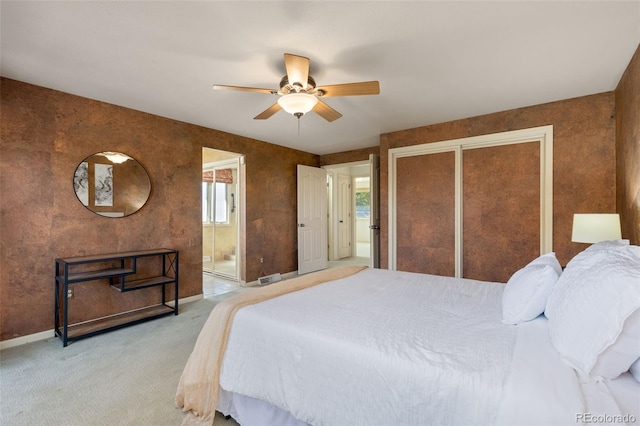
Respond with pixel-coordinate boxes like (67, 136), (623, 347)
(277, 93), (318, 117)
(215, 53), (378, 122)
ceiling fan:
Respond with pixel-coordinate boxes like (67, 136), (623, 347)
(213, 53), (380, 122)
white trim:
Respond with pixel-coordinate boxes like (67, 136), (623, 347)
(323, 160), (369, 170)
(0, 329), (55, 350)
(203, 157), (241, 169)
(323, 160), (371, 262)
(165, 294), (202, 308)
(388, 125), (553, 276)
(540, 130), (554, 255)
(202, 155), (243, 283)
(388, 151), (397, 270)
(454, 146), (462, 277)
(0, 294), (206, 351)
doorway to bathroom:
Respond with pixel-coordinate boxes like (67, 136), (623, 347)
(202, 148), (243, 296)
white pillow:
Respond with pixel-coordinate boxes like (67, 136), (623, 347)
(545, 242), (640, 379)
(629, 358), (640, 383)
(585, 239), (630, 251)
(591, 308), (640, 379)
(502, 252), (562, 325)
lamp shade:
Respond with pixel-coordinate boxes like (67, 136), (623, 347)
(277, 93), (318, 115)
(571, 213), (622, 243)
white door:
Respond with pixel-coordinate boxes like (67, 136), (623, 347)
(369, 154), (381, 268)
(337, 174), (352, 259)
(297, 165), (328, 274)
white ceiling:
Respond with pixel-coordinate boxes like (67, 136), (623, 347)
(2, 1), (639, 155)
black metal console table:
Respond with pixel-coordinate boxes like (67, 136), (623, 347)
(54, 249), (179, 347)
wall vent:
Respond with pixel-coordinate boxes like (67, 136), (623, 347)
(258, 273), (281, 286)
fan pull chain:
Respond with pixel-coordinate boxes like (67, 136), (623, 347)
(295, 112), (303, 135)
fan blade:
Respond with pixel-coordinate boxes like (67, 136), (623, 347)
(284, 53), (310, 90)
(316, 81), (380, 97)
(313, 100), (342, 122)
(213, 85), (275, 94)
(254, 103), (282, 120)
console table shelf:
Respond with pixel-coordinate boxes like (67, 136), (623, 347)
(111, 276), (177, 292)
(57, 268), (135, 284)
(66, 305), (175, 340)
(55, 249), (179, 347)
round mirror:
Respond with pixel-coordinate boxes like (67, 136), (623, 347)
(73, 152), (151, 217)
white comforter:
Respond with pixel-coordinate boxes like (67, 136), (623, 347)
(219, 268), (518, 425)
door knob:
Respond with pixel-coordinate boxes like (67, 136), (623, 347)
(298, 223), (305, 227)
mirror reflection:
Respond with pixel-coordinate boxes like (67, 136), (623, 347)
(73, 151), (151, 217)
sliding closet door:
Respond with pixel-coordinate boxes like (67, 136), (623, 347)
(396, 152), (456, 276)
(389, 125), (553, 281)
(462, 142), (540, 283)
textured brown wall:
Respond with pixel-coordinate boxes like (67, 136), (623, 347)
(615, 44), (640, 245)
(0, 78), (318, 341)
(380, 92), (616, 271)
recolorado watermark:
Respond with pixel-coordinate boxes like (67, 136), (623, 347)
(576, 413), (637, 424)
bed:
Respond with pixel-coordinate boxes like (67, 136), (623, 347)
(176, 241), (640, 425)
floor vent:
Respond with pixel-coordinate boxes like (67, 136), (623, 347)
(258, 273), (281, 286)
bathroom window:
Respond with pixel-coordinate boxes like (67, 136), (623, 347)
(202, 181), (229, 224)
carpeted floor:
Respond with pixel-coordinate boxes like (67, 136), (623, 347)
(0, 290), (249, 426)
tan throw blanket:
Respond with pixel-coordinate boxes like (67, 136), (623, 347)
(175, 265), (367, 425)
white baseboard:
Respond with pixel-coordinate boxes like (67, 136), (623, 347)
(0, 329), (55, 351)
(0, 294), (205, 351)
(282, 270), (298, 280)
(166, 294), (202, 307)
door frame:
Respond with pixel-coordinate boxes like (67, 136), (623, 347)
(202, 149), (245, 284)
(369, 153), (381, 268)
(324, 160), (372, 262)
(388, 125), (553, 275)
